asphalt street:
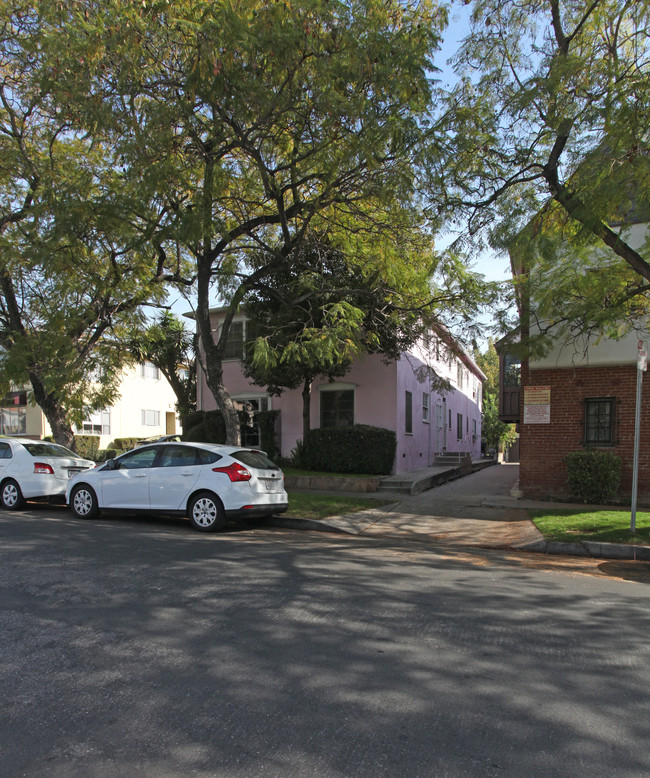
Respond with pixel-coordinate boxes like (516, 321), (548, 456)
(1, 505), (650, 777)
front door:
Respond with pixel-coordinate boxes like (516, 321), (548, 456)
(149, 445), (201, 510)
(436, 404), (446, 452)
(100, 446), (158, 509)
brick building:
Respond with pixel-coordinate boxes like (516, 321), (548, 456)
(498, 215), (650, 503)
(499, 332), (649, 502)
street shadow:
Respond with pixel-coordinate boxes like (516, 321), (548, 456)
(1, 511), (650, 776)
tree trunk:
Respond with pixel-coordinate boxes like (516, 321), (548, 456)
(302, 377), (311, 443)
(29, 373), (76, 450)
(195, 253), (242, 446)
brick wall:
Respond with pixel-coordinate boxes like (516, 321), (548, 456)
(519, 363), (650, 503)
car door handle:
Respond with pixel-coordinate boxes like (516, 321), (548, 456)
(134, 473), (148, 478)
(181, 471), (194, 476)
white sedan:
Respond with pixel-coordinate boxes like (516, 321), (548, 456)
(66, 442), (288, 532)
(0, 438), (95, 510)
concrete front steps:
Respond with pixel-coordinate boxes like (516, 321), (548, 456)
(285, 456), (497, 497)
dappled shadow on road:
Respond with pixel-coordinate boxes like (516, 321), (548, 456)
(1, 510), (650, 776)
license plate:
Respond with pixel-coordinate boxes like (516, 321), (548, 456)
(265, 479), (279, 492)
(68, 469), (81, 478)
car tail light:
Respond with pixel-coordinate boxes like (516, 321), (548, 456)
(212, 462), (252, 482)
(34, 462), (55, 475)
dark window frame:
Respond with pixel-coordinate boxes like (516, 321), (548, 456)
(320, 389), (355, 429)
(405, 391), (413, 435)
(583, 397), (618, 447)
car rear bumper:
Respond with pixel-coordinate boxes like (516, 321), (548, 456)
(21, 476), (69, 500)
(225, 503), (289, 520)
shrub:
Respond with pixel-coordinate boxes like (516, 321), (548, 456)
(74, 435), (100, 460)
(109, 437), (141, 452)
(96, 448), (119, 462)
(565, 450), (622, 503)
(301, 425), (396, 475)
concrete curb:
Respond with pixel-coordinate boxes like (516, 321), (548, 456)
(515, 539), (650, 560)
(270, 515), (650, 561)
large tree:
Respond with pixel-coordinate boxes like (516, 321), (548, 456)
(47, 0), (457, 445)
(242, 236), (438, 441)
(0, 2), (172, 447)
(440, 0), (650, 349)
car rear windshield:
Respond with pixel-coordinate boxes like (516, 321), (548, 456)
(232, 450), (279, 470)
(23, 443), (77, 458)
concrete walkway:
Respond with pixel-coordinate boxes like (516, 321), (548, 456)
(276, 463), (650, 561)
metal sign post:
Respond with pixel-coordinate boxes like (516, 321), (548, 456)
(631, 340), (647, 533)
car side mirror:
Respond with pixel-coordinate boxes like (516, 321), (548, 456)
(105, 458), (118, 470)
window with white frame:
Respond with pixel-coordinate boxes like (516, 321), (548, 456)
(472, 418), (477, 440)
(139, 361), (160, 380)
(78, 409), (111, 436)
(457, 362), (463, 388)
(0, 407), (26, 435)
(405, 391), (413, 434)
(422, 392), (430, 423)
(141, 409), (161, 426)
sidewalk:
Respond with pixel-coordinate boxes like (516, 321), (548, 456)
(273, 463), (650, 561)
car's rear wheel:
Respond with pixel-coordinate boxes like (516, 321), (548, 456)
(188, 491), (226, 532)
(1, 479), (25, 510)
(69, 484), (100, 520)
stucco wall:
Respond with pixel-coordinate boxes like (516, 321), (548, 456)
(198, 312), (484, 473)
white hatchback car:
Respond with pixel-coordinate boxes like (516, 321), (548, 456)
(66, 442), (288, 532)
(0, 438), (95, 510)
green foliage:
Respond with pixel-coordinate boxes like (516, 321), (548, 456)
(0, 3), (171, 445)
(243, 236), (432, 399)
(301, 425), (396, 475)
(129, 312), (197, 424)
(445, 0), (650, 352)
(474, 341), (517, 451)
(565, 450), (623, 504)
(184, 409), (280, 458)
(96, 449), (119, 463)
(109, 438), (141, 453)
(46, 0), (456, 445)
(73, 436), (100, 460)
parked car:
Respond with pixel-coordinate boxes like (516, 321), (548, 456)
(0, 438), (95, 510)
(66, 442), (288, 532)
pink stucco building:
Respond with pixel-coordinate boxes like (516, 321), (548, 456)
(197, 309), (486, 474)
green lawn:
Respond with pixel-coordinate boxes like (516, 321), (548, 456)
(284, 492), (389, 520)
(529, 509), (650, 545)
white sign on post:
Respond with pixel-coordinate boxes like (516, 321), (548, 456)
(638, 339), (647, 372)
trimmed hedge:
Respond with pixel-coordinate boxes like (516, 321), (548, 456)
(96, 448), (119, 462)
(301, 425), (396, 475)
(565, 449), (622, 503)
(73, 435), (100, 460)
(110, 437), (141, 452)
